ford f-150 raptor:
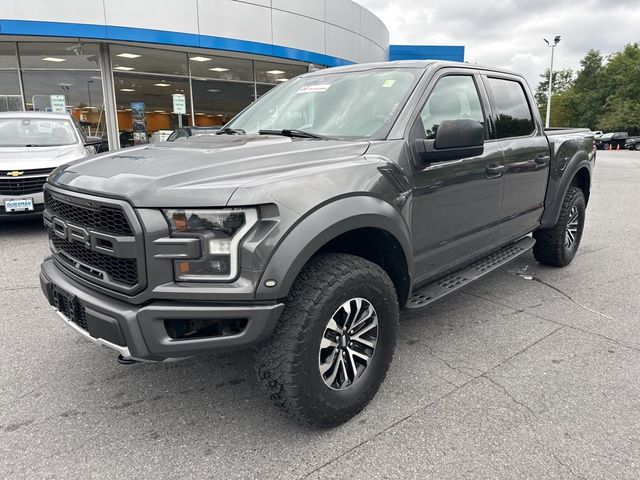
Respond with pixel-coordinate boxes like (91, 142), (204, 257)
(39, 61), (595, 427)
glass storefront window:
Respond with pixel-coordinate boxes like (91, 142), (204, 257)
(192, 79), (255, 126)
(255, 61), (308, 84)
(111, 45), (188, 76)
(113, 73), (191, 146)
(189, 54), (253, 82)
(0, 42), (18, 69)
(257, 83), (276, 98)
(21, 71), (106, 137)
(18, 42), (100, 70)
(0, 71), (24, 111)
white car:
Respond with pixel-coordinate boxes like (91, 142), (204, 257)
(0, 112), (100, 218)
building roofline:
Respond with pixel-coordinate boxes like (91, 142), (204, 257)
(0, 19), (355, 67)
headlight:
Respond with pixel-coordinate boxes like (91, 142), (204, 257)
(163, 208), (259, 281)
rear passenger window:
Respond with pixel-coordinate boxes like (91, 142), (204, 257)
(486, 78), (534, 138)
(420, 75), (484, 139)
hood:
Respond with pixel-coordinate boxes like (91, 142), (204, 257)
(48, 135), (370, 207)
(0, 144), (86, 171)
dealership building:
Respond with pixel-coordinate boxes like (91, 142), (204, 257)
(0, 0), (464, 150)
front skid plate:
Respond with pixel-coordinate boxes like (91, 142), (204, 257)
(406, 236), (535, 310)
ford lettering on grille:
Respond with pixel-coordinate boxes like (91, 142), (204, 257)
(43, 187), (146, 294)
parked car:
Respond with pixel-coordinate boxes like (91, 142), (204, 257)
(625, 136), (640, 151)
(0, 112), (100, 218)
(593, 130), (603, 139)
(166, 125), (220, 142)
(595, 131), (628, 150)
(39, 61), (595, 426)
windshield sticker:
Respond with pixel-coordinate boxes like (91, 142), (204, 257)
(296, 84), (332, 94)
(382, 79), (396, 88)
(38, 121), (53, 133)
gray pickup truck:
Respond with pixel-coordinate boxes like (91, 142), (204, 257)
(39, 61), (595, 427)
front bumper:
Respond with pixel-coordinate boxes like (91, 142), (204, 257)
(0, 191), (44, 217)
(40, 258), (284, 362)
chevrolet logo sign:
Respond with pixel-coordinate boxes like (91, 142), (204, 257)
(6, 171), (24, 177)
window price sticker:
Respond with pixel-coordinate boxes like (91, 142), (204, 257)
(296, 84), (332, 94)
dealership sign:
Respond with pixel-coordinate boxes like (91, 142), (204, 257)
(172, 94), (186, 114)
(50, 95), (66, 113)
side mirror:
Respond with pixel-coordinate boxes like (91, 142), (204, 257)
(84, 135), (102, 147)
(413, 119), (485, 169)
(84, 136), (103, 155)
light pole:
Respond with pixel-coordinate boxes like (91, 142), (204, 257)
(543, 35), (561, 128)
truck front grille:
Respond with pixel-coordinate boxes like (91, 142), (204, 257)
(44, 190), (133, 236)
(44, 186), (146, 295)
(50, 234), (139, 286)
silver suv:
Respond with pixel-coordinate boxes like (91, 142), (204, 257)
(0, 112), (99, 218)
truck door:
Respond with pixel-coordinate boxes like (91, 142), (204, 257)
(409, 71), (505, 283)
(482, 75), (550, 240)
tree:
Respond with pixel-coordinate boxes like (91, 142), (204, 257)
(573, 49), (604, 92)
(533, 43), (640, 133)
(534, 68), (574, 108)
(594, 43), (640, 134)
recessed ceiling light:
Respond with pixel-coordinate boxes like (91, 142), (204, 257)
(154, 83), (171, 87)
(114, 66), (135, 71)
(120, 88), (135, 92)
(195, 112), (205, 115)
(153, 110), (165, 113)
(207, 89), (221, 93)
(266, 70), (285, 75)
(43, 57), (66, 63)
(190, 56), (211, 62)
(276, 78), (289, 82)
(209, 67), (229, 72)
(117, 53), (141, 59)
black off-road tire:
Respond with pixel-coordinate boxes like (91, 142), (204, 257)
(533, 186), (586, 267)
(255, 253), (399, 427)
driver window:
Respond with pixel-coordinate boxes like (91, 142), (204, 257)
(420, 75), (484, 139)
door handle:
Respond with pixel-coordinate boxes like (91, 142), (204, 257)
(534, 155), (549, 166)
(485, 165), (505, 178)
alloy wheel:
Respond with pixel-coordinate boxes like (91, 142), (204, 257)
(318, 298), (379, 390)
(565, 205), (580, 249)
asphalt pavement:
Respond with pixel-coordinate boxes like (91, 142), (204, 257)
(1, 150), (639, 479)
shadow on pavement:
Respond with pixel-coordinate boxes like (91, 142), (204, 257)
(0, 215), (45, 236)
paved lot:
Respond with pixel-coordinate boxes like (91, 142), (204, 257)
(1, 150), (639, 479)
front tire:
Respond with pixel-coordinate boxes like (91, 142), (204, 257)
(533, 186), (586, 267)
(255, 253), (399, 427)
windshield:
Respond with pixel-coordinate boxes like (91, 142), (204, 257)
(227, 68), (422, 140)
(0, 117), (77, 147)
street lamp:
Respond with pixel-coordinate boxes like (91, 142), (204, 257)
(543, 35), (561, 128)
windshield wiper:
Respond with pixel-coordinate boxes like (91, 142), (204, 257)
(216, 127), (246, 135)
(258, 129), (329, 139)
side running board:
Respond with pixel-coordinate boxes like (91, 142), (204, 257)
(406, 236), (535, 310)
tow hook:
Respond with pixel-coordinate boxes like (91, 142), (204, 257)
(117, 354), (138, 365)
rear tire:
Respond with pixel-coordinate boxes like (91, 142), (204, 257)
(533, 186), (586, 267)
(255, 253), (399, 427)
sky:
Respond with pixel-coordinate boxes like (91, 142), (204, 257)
(358, 0), (640, 90)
